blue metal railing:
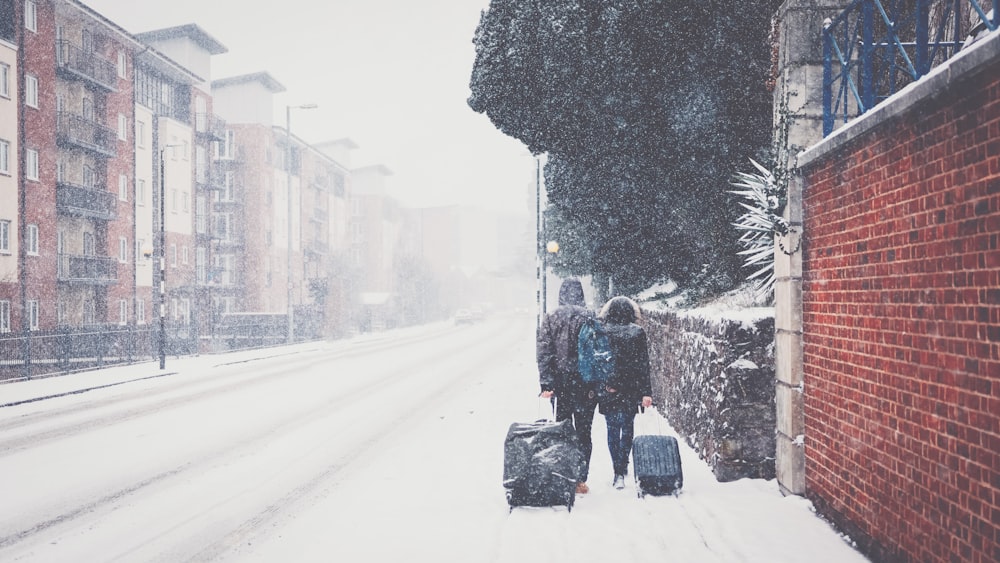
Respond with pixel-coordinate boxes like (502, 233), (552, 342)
(823, 0), (998, 135)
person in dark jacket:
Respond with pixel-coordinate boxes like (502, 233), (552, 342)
(598, 296), (653, 490)
(537, 278), (597, 494)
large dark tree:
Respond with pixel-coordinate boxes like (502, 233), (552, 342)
(469, 0), (780, 301)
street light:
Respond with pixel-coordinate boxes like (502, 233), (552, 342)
(157, 143), (183, 369)
(286, 103), (317, 344)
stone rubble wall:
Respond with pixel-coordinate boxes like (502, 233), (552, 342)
(642, 308), (776, 481)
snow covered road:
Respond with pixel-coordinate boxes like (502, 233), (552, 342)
(0, 313), (868, 562)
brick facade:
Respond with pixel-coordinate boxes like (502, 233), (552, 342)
(799, 52), (1000, 562)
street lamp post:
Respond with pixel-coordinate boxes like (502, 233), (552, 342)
(157, 144), (182, 369)
(285, 103), (317, 344)
(535, 156), (542, 328)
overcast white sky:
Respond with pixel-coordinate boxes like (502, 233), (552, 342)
(82, 0), (535, 215)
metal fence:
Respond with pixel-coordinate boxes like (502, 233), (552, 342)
(823, 0), (999, 135)
(0, 325), (162, 380)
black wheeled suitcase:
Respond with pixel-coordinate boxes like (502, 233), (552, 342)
(632, 434), (683, 497)
(503, 418), (583, 512)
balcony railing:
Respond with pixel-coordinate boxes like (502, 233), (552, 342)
(55, 41), (117, 92)
(195, 113), (227, 141)
(57, 254), (118, 285)
(196, 169), (227, 192)
(57, 112), (117, 157)
(310, 207), (328, 223)
(823, 0), (998, 135)
(56, 181), (117, 221)
(305, 240), (329, 256)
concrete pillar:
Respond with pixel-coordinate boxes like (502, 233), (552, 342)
(771, 0), (847, 497)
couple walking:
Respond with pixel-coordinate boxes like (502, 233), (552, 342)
(536, 278), (653, 493)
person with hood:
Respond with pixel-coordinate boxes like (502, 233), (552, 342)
(536, 278), (597, 494)
(598, 296), (653, 490)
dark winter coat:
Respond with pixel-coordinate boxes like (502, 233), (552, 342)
(598, 296), (652, 414)
(536, 279), (594, 400)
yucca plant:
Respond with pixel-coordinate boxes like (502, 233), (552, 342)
(729, 159), (788, 297)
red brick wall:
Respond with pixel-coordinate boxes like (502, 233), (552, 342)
(800, 62), (1000, 561)
(22, 0), (59, 328)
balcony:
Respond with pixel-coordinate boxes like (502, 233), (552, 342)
(195, 113), (227, 141)
(57, 254), (118, 285)
(56, 181), (117, 221)
(56, 41), (117, 92)
(57, 112), (117, 157)
(196, 169), (226, 192)
(305, 240), (329, 256)
(310, 207), (328, 223)
(213, 235), (244, 250)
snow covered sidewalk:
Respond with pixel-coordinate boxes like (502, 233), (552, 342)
(214, 322), (869, 563)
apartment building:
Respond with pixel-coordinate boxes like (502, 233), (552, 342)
(0, 1), (231, 369)
(211, 72), (365, 339)
(0, 0), (454, 371)
(0, 6), (18, 335)
(20, 0), (139, 331)
(133, 23), (227, 352)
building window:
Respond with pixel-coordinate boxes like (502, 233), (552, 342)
(119, 299), (128, 325)
(119, 237), (128, 263)
(0, 63), (9, 98)
(170, 244), (177, 267)
(171, 189), (178, 213)
(183, 192), (189, 213)
(84, 300), (95, 325)
(196, 196), (206, 234)
(118, 114), (128, 140)
(137, 179), (146, 205)
(119, 174), (128, 201)
(26, 300), (38, 331)
(26, 224), (38, 255)
(83, 232), (95, 255)
(136, 121), (146, 148)
(0, 220), (9, 252)
(182, 245), (189, 265)
(57, 301), (66, 325)
(216, 130), (235, 159)
(0, 301), (9, 333)
(0, 139), (9, 174)
(117, 51), (127, 79)
(24, 1), (37, 33)
(137, 299), (145, 324)
(26, 149), (39, 181)
(196, 247), (206, 283)
(135, 238), (144, 263)
(25, 74), (38, 108)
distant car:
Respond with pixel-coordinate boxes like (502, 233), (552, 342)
(469, 307), (486, 322)
(455, 309), (475, 325)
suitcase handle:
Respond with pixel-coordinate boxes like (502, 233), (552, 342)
(636, 404), (665, 436)
(538, 395), (557, 422)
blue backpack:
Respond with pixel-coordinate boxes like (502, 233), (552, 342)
(577, 317), (615, 384)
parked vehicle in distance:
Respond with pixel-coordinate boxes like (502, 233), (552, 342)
(455, 309), (476, 325)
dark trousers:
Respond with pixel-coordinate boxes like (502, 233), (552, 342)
(554, 393), (597, 482)
(604, 410), (635, 477)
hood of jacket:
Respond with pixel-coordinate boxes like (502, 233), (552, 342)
(599, 296), (641, 325)
(558, 278), (586, 307)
